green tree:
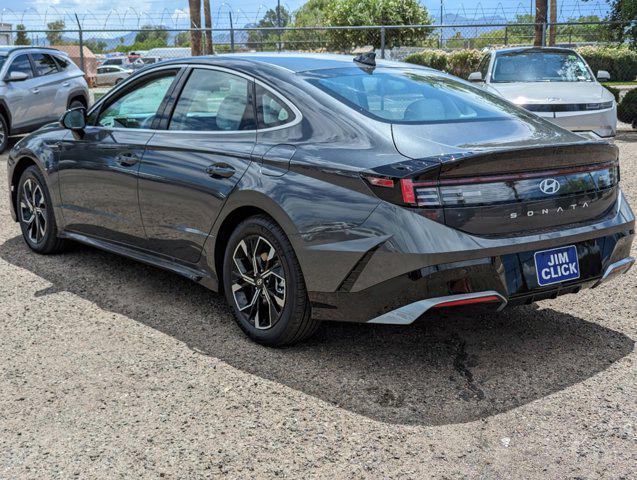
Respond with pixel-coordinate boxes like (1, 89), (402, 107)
(283, 0), (329, 49)
(15, 24), (30, 45)
(605, 0), (637, 47)
(46, 20), (65, 45)
(134, 25), (169, 45)
(325, 0), (432, 50)
(84, 39), (107, 53)
(247, 6), (291, 50)
(175, 31), (191, 47)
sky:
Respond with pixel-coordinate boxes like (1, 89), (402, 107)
(0, 0), (611, 30)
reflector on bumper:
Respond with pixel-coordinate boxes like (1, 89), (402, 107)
(592, 257), (635, 288)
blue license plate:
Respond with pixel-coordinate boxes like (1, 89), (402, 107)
(534, 245), (580, 286)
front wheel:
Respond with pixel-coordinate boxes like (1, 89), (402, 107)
(17, 166), (66, 254)
(223, 215), (319, 346)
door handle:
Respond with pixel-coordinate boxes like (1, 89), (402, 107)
(206, 163), (235, 178)
(115, 153), (140, 167)
(62, 81), (70, 87)
(32, 88), (40, 94)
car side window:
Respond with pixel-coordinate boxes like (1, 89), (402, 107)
(7, 54), (33, 79)
(255, 85), (295, 129)
(95, 73), (176, 129)
(32, 53), (59, 76)
(169, 69), (255, 131)
(54, 56), (70, 70)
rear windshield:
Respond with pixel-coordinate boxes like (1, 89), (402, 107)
(306, 67), (527, 125)
(492, 50), (593, 83)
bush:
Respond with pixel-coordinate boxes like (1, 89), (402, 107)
(602, 84), (621, 102)
(576, 46), (637, 82)
(403, 49), (481, 78)
(403, 49), (448, 72)
(617, 88), (637, 126)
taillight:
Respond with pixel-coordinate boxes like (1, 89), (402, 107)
(400, 179), (416, 205)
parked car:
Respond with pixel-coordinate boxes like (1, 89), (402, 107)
(7, 53), (635, 346)
(469, 47), (617, 140)
(95, 65), (133, 86)
(0, 46), (89, 153)
(131, 57), (163, 70)
(100, 56), (131, 68)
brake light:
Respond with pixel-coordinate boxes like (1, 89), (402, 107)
(364, 176), (394, 188)
(400, 178), (416, 205)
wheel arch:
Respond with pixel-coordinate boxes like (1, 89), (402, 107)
(9, 156), (40, 220)
(67, 89), (88, 109)
(0, 99), (11, 135)
(211, 193), (300, 293)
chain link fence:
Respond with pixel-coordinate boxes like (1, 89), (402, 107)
(5, 21), (637, 84)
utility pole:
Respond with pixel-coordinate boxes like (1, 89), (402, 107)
(188, 0), (202, 56)
(548, 0), (557, 46)
(203, 0), (214, 54)
(534, 0), (548, 46)
(276, 0), (282, 52)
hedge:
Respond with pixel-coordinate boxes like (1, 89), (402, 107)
(576, 46), (637, 83)
(403, 49), (482, 78)
(617, 88), (637, 126)
(404, 46), (637, 82)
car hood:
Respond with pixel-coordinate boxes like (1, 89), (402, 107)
(486, 81), (613, 105)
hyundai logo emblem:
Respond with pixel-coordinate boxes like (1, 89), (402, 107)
(539, 178), (561, 195)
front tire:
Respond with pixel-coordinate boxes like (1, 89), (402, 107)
(223, 215), (319, 346)
(17, 166), (66, 254)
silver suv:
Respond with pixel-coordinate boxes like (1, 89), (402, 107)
(0, 47), (89, 153)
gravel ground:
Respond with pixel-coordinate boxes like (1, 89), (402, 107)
(0, 136), (636, 479)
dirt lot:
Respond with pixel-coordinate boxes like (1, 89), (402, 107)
(0, 136), (635, 479)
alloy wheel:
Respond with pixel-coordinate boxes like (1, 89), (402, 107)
(231, 235), (286, 330)
(0, 119), (5, 148)
(19, 178), (47, 245)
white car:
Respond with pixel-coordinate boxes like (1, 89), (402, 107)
(95, 65), (133, 86)
(469, 47), (617, 140)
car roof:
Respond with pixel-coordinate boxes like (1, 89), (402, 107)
(0, 46), (69, 55)
(158, 52), (414, 74)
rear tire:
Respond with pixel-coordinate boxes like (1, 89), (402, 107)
(222, 215), (319, 346)
(0, 113), (8, 154)
(17, 166), (67, 254)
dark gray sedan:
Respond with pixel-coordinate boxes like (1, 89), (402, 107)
(7, 53), (635, 346)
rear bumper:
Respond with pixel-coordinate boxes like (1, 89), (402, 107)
(309, 230), (634, 323)
(301, 189), (634, 323)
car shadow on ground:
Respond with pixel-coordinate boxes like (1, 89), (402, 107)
(1, 235), (633, 427)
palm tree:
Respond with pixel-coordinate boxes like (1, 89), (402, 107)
(534, 0), (548, 46)
(189, 0), (202, 56)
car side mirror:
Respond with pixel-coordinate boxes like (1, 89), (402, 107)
(597, 70), (611, 81)
(4, 71), (29, 82)
(468, 72), (483, 82)
(60, 107), (87, 131)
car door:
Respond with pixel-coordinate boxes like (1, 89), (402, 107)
(138, 67), (257, 264)
(29, 53), (62, 122)
(57, 68), (181, 247)
(3, 53), (38, 130)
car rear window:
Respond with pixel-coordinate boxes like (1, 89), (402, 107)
(306, 67), (526, 125)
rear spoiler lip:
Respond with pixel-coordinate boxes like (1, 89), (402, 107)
(363, 139), (618, 182)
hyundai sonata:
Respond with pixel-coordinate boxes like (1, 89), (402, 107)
(7, 53), (635, 346)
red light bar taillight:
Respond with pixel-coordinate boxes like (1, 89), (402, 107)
(433, 295), (501, 309)
(400, 178), (416, 205)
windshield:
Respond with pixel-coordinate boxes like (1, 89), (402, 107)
(491, 50), (593, 83)
(307, 67), (529, 125)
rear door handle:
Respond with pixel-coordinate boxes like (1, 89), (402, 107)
(115, 153), (140, 167)
(206, 163), (235, 178)
(62, 81), (70, 87)
(32, 88), (40, 94)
